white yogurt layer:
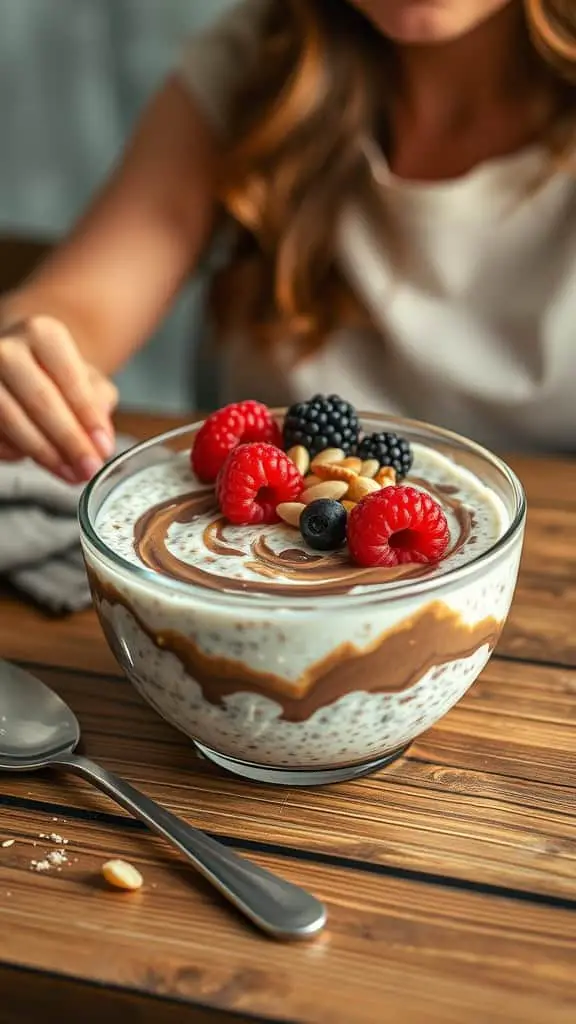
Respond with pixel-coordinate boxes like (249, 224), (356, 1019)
(95, 442), (510, 595)
(86, 437), (524, 769)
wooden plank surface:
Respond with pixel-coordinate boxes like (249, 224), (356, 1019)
(1, 410), (575, 1023)
(1, 663), (575, 901)
(0, 967), (249, 1024)
(1, 804), (575, 1024)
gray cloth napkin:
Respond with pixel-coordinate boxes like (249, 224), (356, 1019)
(0, 436), (134, 613)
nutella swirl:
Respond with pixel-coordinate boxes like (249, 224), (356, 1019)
(132, 481), (474, 597)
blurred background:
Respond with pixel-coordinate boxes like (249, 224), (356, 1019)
(0, 0), (234, 413)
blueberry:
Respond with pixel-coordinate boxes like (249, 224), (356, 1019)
(300, 499), (348, 551)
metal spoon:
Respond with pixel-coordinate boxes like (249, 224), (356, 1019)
(0, 660), (327, 940)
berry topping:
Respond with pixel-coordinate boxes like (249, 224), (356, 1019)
(217, 442), (304, 525)
(347, 486), (450, 567)
(283, 394), (359, 457)
(192, 401), (281, 483)
(300, 499), (348, 551)
(357, 432), (413, 479)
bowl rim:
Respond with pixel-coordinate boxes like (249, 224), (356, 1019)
(78, 411), (527, 611)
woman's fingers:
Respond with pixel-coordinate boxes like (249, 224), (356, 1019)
(0, 341), (102, 479)
(89, 366), (119, 414)
(87, 365), (119, 440)
(0, 440), (22, 461)
(0, 430), (79, 483)
(0, 381), (68, 475)
(25, 316), (115, 460)
(0, 316), (119, 480)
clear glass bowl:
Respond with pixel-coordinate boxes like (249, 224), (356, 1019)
(79, 414), (526, 786)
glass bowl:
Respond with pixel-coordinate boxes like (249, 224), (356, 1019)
(79, 414), (526, 786)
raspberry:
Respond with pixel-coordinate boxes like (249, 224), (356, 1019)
(191, 401), (281, 483)
(217, 442), (304, 525)
(283, 394), (359, 457)
(347, 486), (450, 567)
(357, 432), (413, 479)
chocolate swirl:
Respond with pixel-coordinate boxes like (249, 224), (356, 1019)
(133, 481), (474, 597)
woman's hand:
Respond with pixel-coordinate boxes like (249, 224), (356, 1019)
(0, 314), (118, 482)
(0, 77), (218, 485)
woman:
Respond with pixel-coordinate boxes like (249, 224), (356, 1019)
(0, 0), (574, 483)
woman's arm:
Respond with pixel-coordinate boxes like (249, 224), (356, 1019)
(1, 76), (217, 371)
(0, 77), (218, 478)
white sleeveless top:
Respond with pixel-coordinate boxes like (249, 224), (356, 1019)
(180, 0), (576, 452)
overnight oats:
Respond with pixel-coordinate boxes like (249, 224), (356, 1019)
(79, 398), (526, 785)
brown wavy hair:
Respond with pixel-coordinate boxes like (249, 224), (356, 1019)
(212, 0), (576, 360)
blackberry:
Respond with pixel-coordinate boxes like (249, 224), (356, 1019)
(300, 499), (347, 551)
(357, 431), (413, 479)
(283, 394), (359, 456)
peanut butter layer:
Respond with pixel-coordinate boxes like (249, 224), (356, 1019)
(88, 571), (501, 723)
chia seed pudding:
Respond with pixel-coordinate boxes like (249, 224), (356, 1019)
(80, 412), (525, 785)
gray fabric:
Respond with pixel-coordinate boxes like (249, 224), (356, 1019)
(0, 437), (134, 613)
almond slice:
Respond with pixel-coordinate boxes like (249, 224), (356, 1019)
(286, 445), (310, 476)
(312, 462), (358, 485)
(339, 457), (363, 473)
(360, 459), (380, 479)
(101, 859), (143, 891)
(375, 466), (397, 487)
(311, 447), (345, 469)
(301, 481), (349, 504)
(277, 502), (306, 528)
(347, 476), (381, 502)
(303, 474), (322, 488)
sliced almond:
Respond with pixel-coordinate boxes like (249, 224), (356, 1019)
(311, 447), (345, 469)
(303, 474), (322, 488)
(339, 457), (362, 474)
(341, 500), (357, 514)
(375, 466), (397, 487)
(360, 459), (380, 479)
(101, 859), (143, 892)
(347, 476), (381, 502)
(277, 502), (306, 528)
(301, 481), (349, 504)
(312, 462), (358, 485)
(286, 445), (310, 476)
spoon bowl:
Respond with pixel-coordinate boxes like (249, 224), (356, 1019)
(0, 660), (327, 940)
(0, 661), (79, 767)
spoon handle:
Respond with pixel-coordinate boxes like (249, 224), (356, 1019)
(54, 752), (326, 940)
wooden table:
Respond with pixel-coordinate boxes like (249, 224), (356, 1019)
(1, 413), (575, 1024)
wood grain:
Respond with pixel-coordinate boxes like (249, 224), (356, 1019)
(499, 498), (576, 666)
(0, 967), (250, 1024)
(0, 585), (120, 674)
(1, 661), (575, 903)
(1, 805), (575, 1024)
